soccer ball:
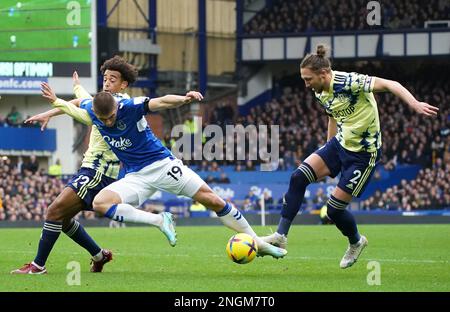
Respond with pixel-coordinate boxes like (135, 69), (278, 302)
(226, 233), (258, 264)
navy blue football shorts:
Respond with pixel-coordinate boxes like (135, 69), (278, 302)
(66, 167), (117, 211)
(315, 137), (381, 198)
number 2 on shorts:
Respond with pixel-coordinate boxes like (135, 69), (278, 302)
(349, 169), (361, 185)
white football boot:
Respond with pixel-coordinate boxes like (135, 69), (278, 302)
(260, 232), (288, 250)
(254, 237), (287, 259)
(340, 235), (368, 269)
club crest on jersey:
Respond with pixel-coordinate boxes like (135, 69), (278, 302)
(337, 94), (350, 104)
(117, 120), (126, 131)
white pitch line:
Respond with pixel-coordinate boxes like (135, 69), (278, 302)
(283, 255), (450, 264)
(4, 249), (448, 264)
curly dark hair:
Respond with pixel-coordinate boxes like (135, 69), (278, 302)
(100, 55), (138, 84)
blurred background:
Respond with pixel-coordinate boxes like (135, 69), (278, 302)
(0, 0), (449, 225)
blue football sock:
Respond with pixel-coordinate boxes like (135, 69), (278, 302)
(34, 220), (62, 267)
(216, 202), (232, 217)
(63, 219), (101, 256)
(278, 163), (317, 235)
(326, 195), (360, 244)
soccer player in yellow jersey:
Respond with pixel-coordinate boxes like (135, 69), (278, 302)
(12, 56), (175, 274)
(263, 45), (438, 268)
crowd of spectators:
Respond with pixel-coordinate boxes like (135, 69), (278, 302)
(244, 0), (450, 35)
(361, 163), (450, 211)
(378, 80), (449, 170)
(0, 157), (93, 222)
(0, 106), (40, 128)
(0, 157), (55, 221)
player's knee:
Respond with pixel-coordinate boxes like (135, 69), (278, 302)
(290, 165), (315, 188)
(92, 197), (108, 214)
(92, 191), (117, 214)
(45, 201), (65, 221)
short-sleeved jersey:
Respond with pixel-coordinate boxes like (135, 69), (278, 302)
(77, 94), (128, 179)
(315, 70), (381, 153)
(80, 126), (120, 179)
(81, 97), (172, 174)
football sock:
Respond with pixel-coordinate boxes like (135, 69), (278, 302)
(104, 204), (162, 226)
(34, 220), (62, 267)
(216, 202), (257, 238)
(278, 163), (317, 235)
(326, 195), (361, 244)
(63, 219), (101, 257)
(92, 250), (104, 262)
(31, 262), (45, 270)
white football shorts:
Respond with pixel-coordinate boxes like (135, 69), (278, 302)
(104, 157), (205, 206)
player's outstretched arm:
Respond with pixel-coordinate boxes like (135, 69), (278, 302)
(148, 91), (203, 111)
(26, 82), (86, 130)
(73, 71), (93, 99)
(25, 109), (61, 131)
(373, 77), (439, 117)
(41, 82), (93, 126)
(24, 105), (76, 130)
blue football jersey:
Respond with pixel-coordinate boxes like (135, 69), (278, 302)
(81, 96), (173, 174)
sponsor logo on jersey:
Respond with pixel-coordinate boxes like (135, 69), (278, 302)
(103, 136), (132, 150)
(332, 105), (356, 118)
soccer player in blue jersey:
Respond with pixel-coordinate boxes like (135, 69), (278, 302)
(43, 84), (287, 259)
(262, 45), (438, 268)
(11, 56), (177, 274)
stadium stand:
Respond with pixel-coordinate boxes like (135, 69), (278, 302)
(361, 165), (450, 211)
(244, 0), (450, 34)
(0, 157), (93, 221)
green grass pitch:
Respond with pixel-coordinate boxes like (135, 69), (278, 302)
(0, 224), (449, 292)
(0, 0), (91, 63)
